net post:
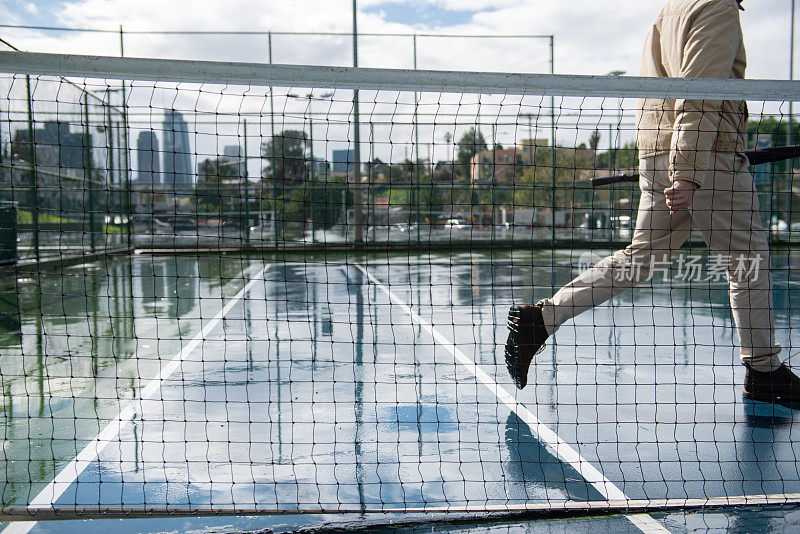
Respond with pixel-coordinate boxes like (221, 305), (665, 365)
(24, 74), (39, 261)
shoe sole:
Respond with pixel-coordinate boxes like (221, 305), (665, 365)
(505, 305), (531, 390)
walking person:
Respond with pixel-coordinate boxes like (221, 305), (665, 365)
(504, 0), (800, 404)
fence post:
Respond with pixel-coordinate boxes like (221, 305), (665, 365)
(268, 32), (280, 247)
(25, 74), (39, 261)
(120, 25), (132, 250)
(309, 115), (315, 243)
(243, 119), (250, 244)
(83, 92), (96, 252)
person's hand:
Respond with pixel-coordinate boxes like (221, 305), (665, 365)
(664, 180), (695, 214)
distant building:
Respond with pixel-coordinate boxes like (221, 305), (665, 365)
(9, 121), (94, 217)
(11, 121), (89, 169)
(470, 148), (522, 184)
(332, 149), (355, 176)
(518, 138), (549, 165)
(162, 110), (192, 190)
(223, 145), (245, 178)
(136, 130), (161, 185)
(309, 157), (329, 179)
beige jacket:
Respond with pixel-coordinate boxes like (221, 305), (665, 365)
(636, 0), (748, 188)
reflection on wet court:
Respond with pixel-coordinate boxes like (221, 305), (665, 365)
(2, 250), (800, 532)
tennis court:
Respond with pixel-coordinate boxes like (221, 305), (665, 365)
(0, 249), (799, 533)
(3, 48), (800, 533)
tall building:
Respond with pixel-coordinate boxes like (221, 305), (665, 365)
(136, 130), (161, 185)
(11, 121), (88, 169)
(332, 149), (355, 176)
(223, 145), (245, 178)
(162, 109), (192, 190)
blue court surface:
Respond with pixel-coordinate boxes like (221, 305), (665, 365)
(1, 249), (800, 533)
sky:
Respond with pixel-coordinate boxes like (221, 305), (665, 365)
(0, 0), (797, 172)
(1, 0), (794, 78)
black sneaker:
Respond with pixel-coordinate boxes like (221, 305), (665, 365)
(505, 304), (549, 390)
(744, 364), (800, 406)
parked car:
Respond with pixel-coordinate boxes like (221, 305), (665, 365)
(611, 215), (633, 239)
(443, 218), (469, 229)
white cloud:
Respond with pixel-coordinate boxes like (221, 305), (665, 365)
(3, 0), (798, 172)
(4, 0), (794, 78)
(359, 0), (518, 11)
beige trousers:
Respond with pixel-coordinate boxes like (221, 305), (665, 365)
(538, 152), (782, 371)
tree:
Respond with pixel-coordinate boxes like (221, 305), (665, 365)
(261, 129), (308, 184)
(196, 157), (238, 212)
(596, 141), (638, 170)
(589, 130), (601, 151)
(456, 127), (487, 179)
(311, 177), (349, 228)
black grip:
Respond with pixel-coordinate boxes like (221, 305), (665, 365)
(590, 145), (800, 187)
(590, 173), (639, 187)
(744, 145), (800, 166)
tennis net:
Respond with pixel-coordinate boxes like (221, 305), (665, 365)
(1, 51), (800, 529)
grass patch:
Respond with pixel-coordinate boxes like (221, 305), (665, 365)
(16, 210), (82, 225)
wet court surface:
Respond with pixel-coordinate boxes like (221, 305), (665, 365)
(1, 250), (800, 532)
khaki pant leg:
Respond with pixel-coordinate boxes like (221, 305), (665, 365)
(539, 154), (691, 334)
(690, 153), (782, 371)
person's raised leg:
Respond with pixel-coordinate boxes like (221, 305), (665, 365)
(505, 154), (691, 389)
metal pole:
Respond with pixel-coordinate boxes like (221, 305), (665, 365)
(789, 0), (795, 224)
(352, 0), (364, 243)
(791, 0), (796, 140)
(268, 32), (279, 246)
(25, 74), (38, 261)
(309, 112), (315, 243)
(527, 114), (533, 149)
(83, 92), (96, 252)
(617, 100), (622, 168)
(547, 34), (558, 357)
(413, 33), (421, 244)
(368, 119), (376, 241)
(106, 98), (114, 185)
(549, 35), (556, 247)
(243, 119), (250, 244)
(609, 123), (615, 235)
(120, 25), (132, 249)
(491, 123), (496, 241)
(519, 112), (535, 169)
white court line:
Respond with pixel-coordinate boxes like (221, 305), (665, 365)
(355, 263), (670, 534)
(3, 264), (269, 534)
